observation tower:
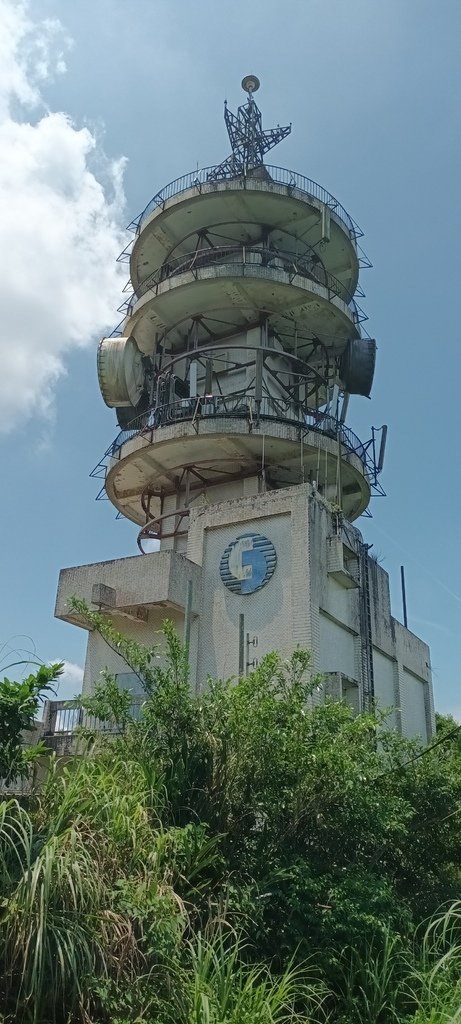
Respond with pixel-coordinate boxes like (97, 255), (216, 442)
(97, 75), (381, 538)
(54, 78), (434, 742)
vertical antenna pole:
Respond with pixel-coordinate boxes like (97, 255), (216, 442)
(184, 579), (192, 658)
(238, 613), (245, 676)
(400, 565), (408, 628)
(337, 425), (342, 508)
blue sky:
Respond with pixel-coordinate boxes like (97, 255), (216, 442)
(1, 0), (460, 713)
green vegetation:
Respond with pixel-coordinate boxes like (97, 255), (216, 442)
(1, 607), (461, 1022)
(0, 661), (61, 783)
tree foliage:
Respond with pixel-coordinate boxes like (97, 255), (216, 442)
(0, 663), (61, 783)
(0, 609), (461, 1022)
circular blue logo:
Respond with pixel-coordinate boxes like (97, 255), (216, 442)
(219, 532), (277, 595)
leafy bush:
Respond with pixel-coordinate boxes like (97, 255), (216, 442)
(1, 610), (461, 1021)
(0, 663), (61, 783)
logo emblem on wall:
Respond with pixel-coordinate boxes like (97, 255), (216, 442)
(219, 533), (277, 595)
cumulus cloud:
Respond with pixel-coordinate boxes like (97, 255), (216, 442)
(0, 0), (126, 432)
(51, 658), (84, 700)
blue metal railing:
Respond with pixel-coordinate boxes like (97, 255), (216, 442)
(129, 164), (362, 244)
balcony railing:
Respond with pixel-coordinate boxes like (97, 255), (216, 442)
(119, 244), (366, 324)
(42, 699), (144, 751)
(128, 164), (362, 244)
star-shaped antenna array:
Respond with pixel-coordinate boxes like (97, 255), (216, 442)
(208, 76), (291, 181)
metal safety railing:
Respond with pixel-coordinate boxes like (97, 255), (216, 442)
(91, 398), (386, 506)
(104, 397), (370, 472)
(129, 164), (362, 243)
(119, 244), (366, 324)
(42, 698), (144, 747)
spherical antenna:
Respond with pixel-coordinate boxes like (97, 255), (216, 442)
(241, 75), (260, 95)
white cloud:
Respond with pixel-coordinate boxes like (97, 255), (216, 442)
(50, 658), (84, 700)
(0, 0), (126, 433)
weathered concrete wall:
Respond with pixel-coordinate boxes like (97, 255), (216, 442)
(55, 486), (435, 741)
(55, 550), (201, 621)
(187, 484), (312, 684)
(55, 551), (201, 694)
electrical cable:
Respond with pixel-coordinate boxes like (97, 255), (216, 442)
(373, 722), (461, 782)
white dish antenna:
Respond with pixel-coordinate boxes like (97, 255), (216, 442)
(97, 337), (145, 408)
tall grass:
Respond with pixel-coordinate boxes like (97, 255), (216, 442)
(0, 798), (139, 1021)
(406, 903), (461, 1023)
(3, 774), (461, 1023)
(332, 906), (461, 1024)
(334, 928), (406, 1024)
(0, 749), (185, 1022)
(184, 932), (326, 1024)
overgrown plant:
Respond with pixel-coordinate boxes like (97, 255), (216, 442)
(0, 662), (61, 783)
(1, 610), (461, 1021)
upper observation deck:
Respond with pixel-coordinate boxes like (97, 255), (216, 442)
(128, 165), (361, 301)
(95, 77), (384, 527)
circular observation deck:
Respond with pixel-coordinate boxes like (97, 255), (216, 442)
(104, 405), (371, 525)
(129, 168), (360, 302)
(123, 245), (361, 357)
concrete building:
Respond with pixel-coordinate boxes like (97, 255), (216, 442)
(51, 77), (434, 743)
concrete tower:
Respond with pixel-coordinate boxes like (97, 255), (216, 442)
(55, 78), (434, 741)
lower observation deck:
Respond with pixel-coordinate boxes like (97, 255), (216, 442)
(92, 400), (382, 526)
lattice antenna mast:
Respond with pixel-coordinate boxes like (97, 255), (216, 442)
(209, 75), (292, 180)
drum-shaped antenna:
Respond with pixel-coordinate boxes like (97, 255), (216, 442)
(340, 338), (377, 397)
(97, 337), (145, 408)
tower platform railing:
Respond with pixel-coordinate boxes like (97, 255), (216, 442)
(105, 398), (371, 473)
(121, 243), (366, 323)
(129, 164), (362, 243)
